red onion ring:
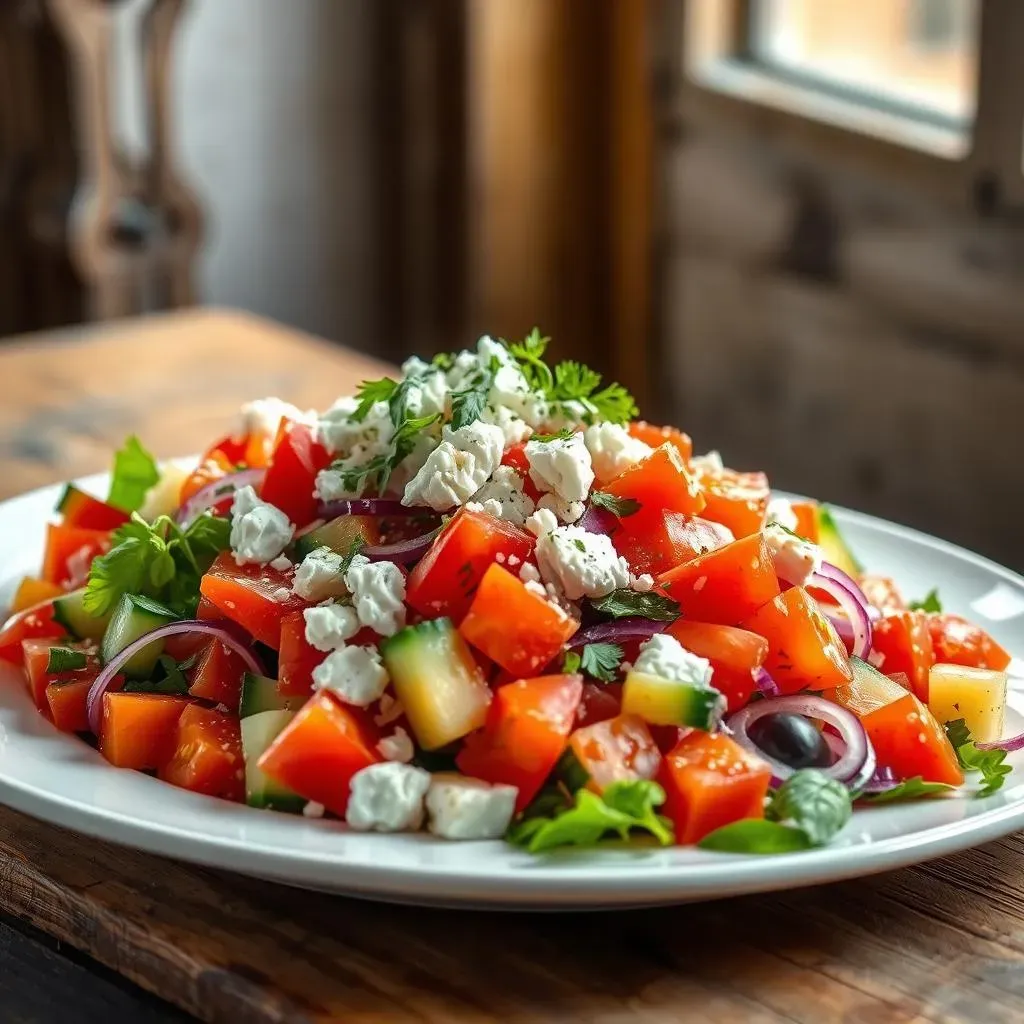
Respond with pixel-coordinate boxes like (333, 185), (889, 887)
(176, 468), (265, 527)
(809, 562), (873, 660)
(753, 667), (781, 698)
(976, 731), (1024, 753)
(576, 504), (618, 537)
(858, 766), (899, 795)
(362, 528), (442, 565)
(318, 498), (427, 519)
(86, 620), (265, 735)
(727, 693), (875, 789)
(568, 617), (668, 649)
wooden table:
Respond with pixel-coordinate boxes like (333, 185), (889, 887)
(0, 310), (1023, 1023)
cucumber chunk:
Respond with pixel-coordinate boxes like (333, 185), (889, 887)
(239, 672), (304, 719)
(52, 588), (112, 642)
(100, 594), (177, 678)
(622, 670), (726, 729)
(241, 709), (306, 812)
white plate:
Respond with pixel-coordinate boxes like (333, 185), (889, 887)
(1, 471), (1023, 910)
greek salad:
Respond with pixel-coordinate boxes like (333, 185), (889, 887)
(0, 331), (1018, 853)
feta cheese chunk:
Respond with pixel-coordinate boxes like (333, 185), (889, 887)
(377, 726), (415, 763)
(690, 450), (725, 474)
(292, 547), (348, 602)
(583, 423), (653, 483)
(525, 432), (594, 503)
(239, 397), (311, 440)
(525, 507), (559, 539)
(303, 801), (325, 819)
(766, 497), (800, 532)
(425, 774), (518, 840)
(344, 555), (407, 636)
(468, 466), (536, 526)
(634, 634), (713, 687)
(535, 525), (631, 600)
(536, 492), (585, 525)
(764, 523), (821, 586)
(402, 421), (505, 511)
(346, 762), (431, 833)
(230, 486), (294, 566)
(139, 463), (190, 521)
(312, 644), (390, 706)
(303, 602), (360, 652)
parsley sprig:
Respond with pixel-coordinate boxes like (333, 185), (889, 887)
(590, 491), (641, 519)
(945, 718), (1012, 797)
(563, 642), (624, 682)
(908, 588), (942, 613)
(590, 589), (680, 621)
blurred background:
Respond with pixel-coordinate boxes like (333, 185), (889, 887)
(1, 0), (1020, 569)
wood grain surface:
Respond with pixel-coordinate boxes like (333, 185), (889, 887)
(0, 309), (1022, 1023)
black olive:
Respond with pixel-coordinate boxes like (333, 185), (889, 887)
(748, 712), (833, 769)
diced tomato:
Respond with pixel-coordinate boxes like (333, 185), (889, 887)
(188, 639), (248, 709)
(665, 620), (768, 712)
(927, 614), (1011, 672)
(99, 693), (191, 769)
(828, 667), (908, 717)
(659, 533), (780, 625)
(57, 485), (130, 531)
(196, 595), (222, 622)
(22, 638), (96, 712)
(159, 704), (245, 802)
(500, 442), (543, 501)
(457, 674), (583, 810)
(860, 575), (906, 615)
(278, 609), (320, 698)
(46, 676), (94, 733)
(628, 421), (693, 462)
(163, 631), (213, 663)
(199, 552), (306, 649)
(258, 692), (380, 816)
(603, 444), (705, 517)
(574, 682), (624, 728)
(459, 564), (578, 677)
(567, 714), (661, 794)
(861, 692), (963, 785)
(260, 421), (331, 529)
(693, 467), (770, 539)
(0, 600), (64, 664)
(740, 586), (852, 692)
(406, 508), (534, 624)
(790, 500), (820, 543)
(612, 510), (734, 577)
(9, 577), (62, 615)
(657, 732), (772, 845)
(41, 524), (110, 587)
(872, 611), (934, 701)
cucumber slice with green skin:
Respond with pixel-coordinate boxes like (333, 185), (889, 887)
(241, 709), (306, 812)
(555, 747), (592, 792)
(380, 618), (491, 751)
(622, 670), (726, 730)
(52, 588), (113, 642)
(239, 672), (304, 719)
(100, 594), (178, 678)
(293, 515), (377, 559)
(816, 506), (863, 577)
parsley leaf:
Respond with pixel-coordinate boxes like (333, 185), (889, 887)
(337, 412), (442, 495)
(579, 642), (624, 682)
(562, 650), (582, 674)
(530, 428), (574, 444)
(46, 647), (88, 674)
(945, 718), (1012, 797)
(589, 491), (641, 518)
(123, 654), (195, 696)
(548, 361), (638, 425)
(107, 436), (160, 513)
(909, 588), (942, 613)
(590, 589), (680, 622)
(450, 356), (499, 430)
(862, 777), (955, 803)
(351, 378), (398, 423)
(507, 780), (674, 853)
(506, 328), (553, 393)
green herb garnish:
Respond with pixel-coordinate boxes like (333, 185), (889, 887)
(589, 491), (641, 519)
(46, 647), (88, 674)
(107, 436), (160, 513)
(908, 588), (942, 613)
(861, 776), (955, 803)
(590, 589), (680, 622)
(945, 718), (1011, 797)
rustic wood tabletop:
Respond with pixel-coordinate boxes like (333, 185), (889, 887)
(0, 310), (1022, 1024)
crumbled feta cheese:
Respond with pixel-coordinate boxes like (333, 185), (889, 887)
(292, 547), (348, 602)
(139, 463), (190, 521)
(519, 561), (542, 584)
(316, 396), (394, 458)
(230, 486), (294, 566)
(764, 523), (821, 586)
(426, 774), (518, 840)
(468, 466), (536, 526)
(766, 497), (800, 532)
(344, 555), (407, 636)
(304, 602), (360, 652)
(269, 554), (293, 572)
(583, 423), (653, 483)
(690, 450), (725, 473)
(525, 432), (594, 503)
(534, 525), (631, 600)
(631, 573), (655, 593)
(374, 693), (405, 727)
(402, 421), (504, 511)
(239, 397), (311, 440)
(523, 579), (549, 600)
(303, 801), (325, 819)
(346, 762), (431, 833)
(271, 587), (293, 603)
(313, 469), (350, 503)
(634, 634), (714, 687)
(536, 492), (585, 524)
(312, 644), (390, 706)
(465, 498), (503, 519)
(481, 404), (533, 446)
(525, 507), (559, 539)
(401, 355), (432, 378)
(377, 726), (415, 763)
(404, 370), (448, 419)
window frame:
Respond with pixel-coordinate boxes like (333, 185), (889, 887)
(680, 0), (1024, 208)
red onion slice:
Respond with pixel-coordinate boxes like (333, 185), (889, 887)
(86, 620), (266, 735)
(318, 498), (427, 519)
(976, 731), (1024, 753)
(809, 562), (873, 661)
(753, 667), (781, 698)
(176, 468), (265, 527)
(858, 766), (899, 795)
(576, 504), (618, 537)
(568, 617), (668, 649)
(727, 693), (875, 789)
(362, 528), (442, 565)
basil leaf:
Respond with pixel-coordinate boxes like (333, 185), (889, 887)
(769, 769), (852, 845)
(590, 589), (680, 622)
(862, 776), (955, 803)
(589, 491), (641, 519)
(699, 820), (814, 854)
